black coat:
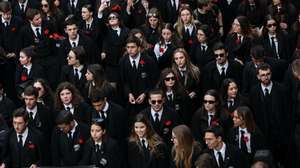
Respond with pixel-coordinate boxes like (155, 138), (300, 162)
(190, 42), (214, 70)
(60, 65), (87, 95)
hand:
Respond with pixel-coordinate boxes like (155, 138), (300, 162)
(136, 93), (146, 104)
(188, 92), (196, 99)
(29, 164), (37, 168)
(280, 22), (288, 30)
(6, 53), (16, 58)
(219, 27), (224, 37)
(127, 0), (134, 7)
(101, 52), (106, 60)
(98, 1), (108, 13)
(234, 58), (244, 65)
(0, 163), (6, 168)
(128, 93), (136, 104)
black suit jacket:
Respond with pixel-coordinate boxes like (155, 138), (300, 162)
(60, 65), (87, 94)
(190, 42), (214, 70)
(149, 43), (176, 71)
(4, 128), (45, 168)
(51, 122), (90, 166)
(79, 137), (121, 168)
(61, 0), (89, 20)
(160, 0), (179, 24)
(226, 33), (252, 63)
(11, 0), (40, 21)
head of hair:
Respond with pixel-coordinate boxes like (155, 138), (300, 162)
(235, 16), (250, 36)
(54, 82), (83, 110)
(130, 113), (156, 140)
(55, 110), (74, 125)
(87, 64), (106, 86)
(147, 7), (161, 19)
(203, 89), (221, 112)
(126, 35), (141, 47)
(90, 89), (106, 103)
(250, 45), (265, 60)
(33, 78), (53, 98)
(197, 0), (211, 9)
(256, 63), (272, 74)
(196, 24), (212, 40)
(212, 42), (227, 52)
(13, 108), (29, 123)
(204, 125), (224, 140)
(148, 88), (164, 99)
(156, 68), (185, 95)
(262, 15), (280, 36)
(20, 46), (37, 60)
(235, 106), (256, 132)
(91, 118), (106, 130)
(64, 15), (78, 28)
(0, 1), (12, 13)
(70, 46), (86, 65)
(82, 4), (93, 12)
(26, 8), (41, 21)
(195, 153), (216, 168)
(219, 78), (238, 100)
(23, 85), (39, 98)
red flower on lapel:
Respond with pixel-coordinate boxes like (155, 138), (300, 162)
(235, 38), (241, 45)
(111, 5), (121, 11)
(159, 47), (165, 53)
(49, 33), (65, 40)
(11, 27), (16, 32)
(27, 143), (35, 149)
(164, 120), (172, 126)
(211, 118), (219, 126)
(78, 138), (84, 144)
(188, 38), (193, 45)
(243, 136), (249, 143)
(43, 28), (49, 35)
(139, 59), (145, 65)
(21, 74), (27, 81)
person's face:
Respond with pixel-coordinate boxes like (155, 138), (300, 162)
(204, 132), (221, 149)
(59, 89), (72, 105)
(134, 33), (143, 42)
(91, 124), (105, 142)
(126, 42), (139, 58)
(257, 69), (272, 85)
(85, 70), (94, 81)
(33, 82), (45, 98)
(24, 95), (37, 109)
(232, 111), (244, 127)
(108, 14), (119, 27)
(232, 19), (241, 34)
(1, 10), (12, 21)
(41, 0), (50, 13)
(67, 50), (79, 65)
(134, 122), (147, 138)
(197, 29), (206, 43)
(171, 132), (179, 147)
(266, 19), (277, 34)
(65, 24), (78, 40)
(13, 117), (28, 134)
(57, 123), (71, 134)
(292, 69), (300, 81)
(174, 52), (186, 68)
(149, 94), (164, 112)
(203, 95), (216, 112)
(92, 99), (106, 112)
(227, 82), (238, 98)
(272, 0), (281, 5)
(19, 52), (31, 65)
(161, 28), (172, 42)
(164, 72), (176, 88)
(30, 14), (42, 27)
(81, 7), (92, 21)
(214, 49), (227, 65)
(148, 17), (158, 27)
(180, 9), (192, 24)
(54, 0), (60, 7)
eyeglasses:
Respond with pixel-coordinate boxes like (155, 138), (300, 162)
(214, 53), (225, 58)
(108, 16), (117, 20)
(41, 4), (49, 7)
(34, 87), (42, 91)
(203, 100), (215, 104)
(147, 13), (158, 18)
(267, 23), (276, 28)
(150, 100), (163, 104)
(164, 76), (176, 81)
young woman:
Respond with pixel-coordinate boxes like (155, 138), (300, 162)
(33, 78), (54, 110)
(128, 28), (152, 53)
(79, 119), (122, 168)
(128, 113), (169, 168)
(54, 82), (92, 124)
(170, 124), (202, 168)
(191, 89), (232, 143)
(156, 68), (191, 125)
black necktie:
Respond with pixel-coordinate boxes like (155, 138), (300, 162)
(240, 130), (248, 153)
(181, 70), (186, 78)
(168, 94), (173, 101)
(72, 42), (76, 47)
(18, 134), (23, 147)
(218, 151), (224, 168)
(264, 88), (270, 97)
(67, 131), (73, 144)
(71, 0), (75, 12)
(4, 21), (8, 27)
(100, 110), (106, 120)
(154, 113), (160, 129)
(29, 112), (34, 121)
(66, 107), (71, 111)
(221, 67), (226, 77)
(36, 28), (42, 39)
(21, 4), (25, 13)
(271, 37), (279, 59)
(95, 144), (101, 152)
(74, 68), (80, 81)
(209, 114), (214, 126)
(141, 139), (147, 150)
(201, 45), (206, 55)
(132, 60), (137, 71)
(228, 100), (234, 110)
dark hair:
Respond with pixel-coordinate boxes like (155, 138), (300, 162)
(70, 46), (86, 64)
(13, 108), (29, 123)
(91, 118), (106, 130)
(64, 15), (78, 28)
(82, 4), (93, 12)
(196, 24), (212, 40)
(235, 106), (256, 132)
(129, 113), (156, 140)
(26, 8), (41, 20)
(197, 0), (211, 9)
(23, 85), (39, 98)
(20, 46), (36, 59)
(204, 125), (224, 140)
(256, 63), (272, 74)
(212, 42), (227, 52)
(250, 45), (266, 60)
(126, 35), (141, 47)
(262, 15), (280, 37)
(33, 78), (54, 100)
(148, 88), (165, 98)
(203, 89), (222, 111)
(195, 153), (216, 168)
(90, 89), (106, 103)
(87, 64), (106, 84)
(234, 16), (251, 36)
(219, 78), (238, 100)
(55, 110), (74, 125)
(0, 1), (12, 13)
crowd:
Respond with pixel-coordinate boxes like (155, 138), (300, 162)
(0, 0), (300, 167)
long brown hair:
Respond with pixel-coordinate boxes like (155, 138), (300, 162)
(235, 106), (256, 132)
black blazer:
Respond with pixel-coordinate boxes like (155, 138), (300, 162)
(149, 43), (176, 71)
(4, 128), (45, 168)
(11, 0), (40, 21)
(226, 33), (252, 63)
(61, 0), (89, 20)
(160, 0), (179, 24)
(60, 65), (87, 94)
(79, 137), (121, 168)
(128, 140), (169, 168)
(51, 122), (90, 166)
(190, 42), (214, 70)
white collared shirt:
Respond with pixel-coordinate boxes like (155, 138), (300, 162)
(207, 112), (215, 126)
(64, 104), (74, 114)
(268, 34), (279, 56)
(70, 0), (78, 7)
(216, 61), (229, 75)
(214, 142), (226, 167)
(98, 101), (109, 118)
(1, 17), (10, 26)
(68, 120), (78, 137)
(30, 24), (42, 37)
(17, 127), (28, 146)
(69, 35), (79, 47)
(237, 33), (244, 43)
(112, 27), (121, 36)
(139, 138), (148, 148)
(151, 108), (163, 121)
(184, 24), (193, 36)
(73, 65), (84, 79)
(26, 105), (38, 119)
(170, 0), (179, 10)
(23, 63), (32, 75)
(129, 53), (141, 69)
(0, 95), (3, 102)
(19, 0), (28, 11)
(261, 82), (273, 95)
(239, 127), (251, 153)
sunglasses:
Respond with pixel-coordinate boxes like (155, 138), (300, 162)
(267, 23), (276, 28)
(108, 16), (117, 20)
(147, 13), (158, 18)
(34, 87), (42, 91)
(151, 100), (163, 104)
(214, 53), (225, 58)
(165, 77), (176, 81)
(203, 100), (215, 104)
(41, 4), (49, 7)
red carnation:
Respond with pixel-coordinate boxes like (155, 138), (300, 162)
(111, 5), (121, 11)
(21, 74), (27, 81)
(11, 27), (16, 32)
(243, 136), (249, 143)
(188, 39), (193, 45)
(211, 118), (219, 126)
(165, 120), (172, 126)
(235, 38), (241, 45)
(28, 143), (35, 149)
(78, 138), (84, 144)
(139, 59), (145, 65)
(44, 29), (49, 35)
(159, 47), (165, 53)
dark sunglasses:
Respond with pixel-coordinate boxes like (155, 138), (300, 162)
(203, 100), (215, 104)
(108, 16), (118, 20)
(164, 77), (176, 81)
(267, 23), (276, 28)
(151, 100), (163, 104)
(214, 53), (225, 58)
(41, 4), (49, 7)
(34, 87), (42, 91)
(147, 13), (158, 18)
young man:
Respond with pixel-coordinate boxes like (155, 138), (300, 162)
(119, 36), (159, 117)
(51, 110), (89, 166)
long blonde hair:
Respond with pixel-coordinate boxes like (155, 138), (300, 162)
(174, 6), (197, 39)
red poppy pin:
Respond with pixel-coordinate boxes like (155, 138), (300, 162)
(11, 27), (16, 32)
(139, 59), (145, 65)
(28, 143), (35, 149)
(49, 33), (65, 40)
(235, 38), (241, 45)
(159, 47), (165, 53)
(111, 5), (121, 11)
(21, 74), (27, 81)
(78, 138), (84, 144)
(211, 118), (219, 126)
(188, 39), (193, 45)
(243, 136), (249, 143)
(164, 120), (172, 126)
(44, 29), (49, 35)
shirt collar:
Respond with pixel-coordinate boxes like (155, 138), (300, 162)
(214, 142), (226, 157)
(151, 107), (163, 119)
(23, 63), (32, 71)
(1, 17), (10, 25)
(26, 105), (38, 118)
(85, 18), (93, 25)
(69, 120), (78, 135)
(216, 61), (229, 71)
(129, 53), (141, 64)
(64, 103), (73, 109)
(261, 82), (273, 93)
(73, 65), (83, 71)
(69, 35), (80, 45)
(19, 0), (28, 7)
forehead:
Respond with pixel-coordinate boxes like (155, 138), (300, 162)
(214, 49), (226, 53)
(13, 116), (25, 123)
(149, 94), (162, 99)
(66, 24), (77, 29)
(258, 69), (271, 74)
(126, 42), (138, 47)
(205, 132), (216, 139)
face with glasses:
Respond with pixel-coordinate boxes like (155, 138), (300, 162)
(41, 0), (49, 13)
(108, 14), (119, 27)
(149, 94), (164, 112)
(266, 19), (277, 34)
(203, 95), (216, 112)
(164, 72), (176, 88)
(214, 49), (227, 65)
